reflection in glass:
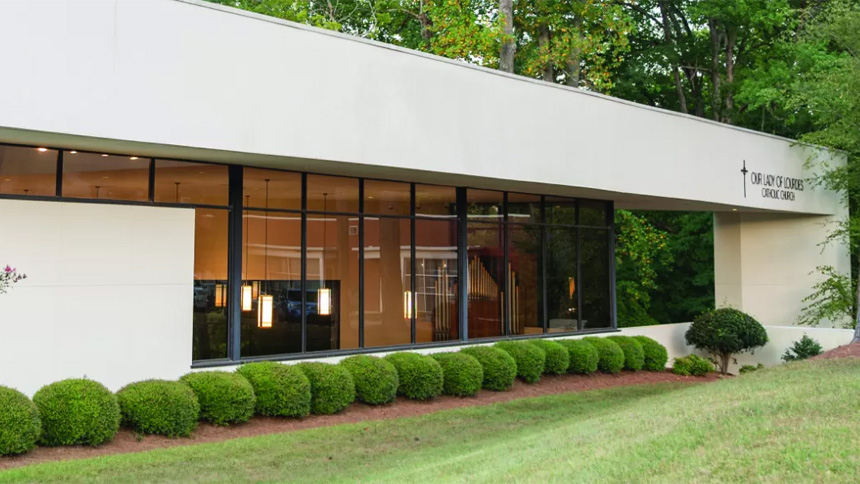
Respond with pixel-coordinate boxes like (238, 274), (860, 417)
(0, 146), (57, 196)
(467, 189), (503, 222)
(507, 192), (541, 224)
(415, 184), (457, 218)
(414, 219), (459, 343)
(306, 214), (360, 351)
(508, 225), (542, 335)
(579, 200), (608, 226)
(193, 209), (229, 360)
(547, 227), (578, 333)
(546, 197), (576, 225)
(364, 180), (410, 216)
(241, 211), (302, 357)
(244, 168), (301, 210)
(63, 152), (149, 201)
(467, 222), (504, 338)
(581, 229), (611, 329)
(155, 160), (228, 206)
(363, 217), (412, 347)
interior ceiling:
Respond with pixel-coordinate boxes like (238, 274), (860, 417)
(0, 126), (780, 214)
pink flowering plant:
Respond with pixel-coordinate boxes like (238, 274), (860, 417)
(1, 265), (26, 294)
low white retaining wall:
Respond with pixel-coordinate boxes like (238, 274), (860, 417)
(618, 323), (854, 373)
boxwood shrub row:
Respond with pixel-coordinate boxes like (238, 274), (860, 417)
(0, 336), (668, 456)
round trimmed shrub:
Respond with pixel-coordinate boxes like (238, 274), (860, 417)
(557, 339), (599, 375)
(384, 353), (443, 401)
(686, 308), (768, 375)
(494, 341), (545, 383)
(0, 386), (40, 456)
(236, 362), (311, 418)
(672, 355), (714, 376)
(607, 336), (645, 371)
(180, 371), (256, 426)
(527, 340), (570, 375)
(34, 379), (121, 446)
(430, 352), (483, 397)
(460, 346), (517, 391)
(116, 380), (199, 437)
(582, 337), (624, 374)
(633, 336), (669, 371)
(339, 356), (399, 405)
(296, 362), (355, 415)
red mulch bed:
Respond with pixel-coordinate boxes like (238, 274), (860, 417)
(813, 341), (860, 359)
(0, 370), (720, 471)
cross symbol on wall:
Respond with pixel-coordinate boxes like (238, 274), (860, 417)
(741, 160), (748, 198)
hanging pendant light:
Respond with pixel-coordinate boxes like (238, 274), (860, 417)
(242, 195), (253, 312)
(257, 179), (273, 328)
(215, 283), (227, 308)
(403, 290), (413, 319)
(318, 288), (332, 316)
(241, 284), (253, 311)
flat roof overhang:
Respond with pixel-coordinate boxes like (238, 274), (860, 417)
(0, 0), (845, 216)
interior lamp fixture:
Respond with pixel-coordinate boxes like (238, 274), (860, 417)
(130, 156), (139, 160)
(241, 284), (253, 311)
(70, 151), (77, 154)
(257, 294), (273, 328)
(36, 147), (48, 152)
(252, 281), (260, 299)
(404, 291), (413, 319)
(214, 283), (227, 308)
(318, 288), (332, 316)
(568, 277), (576, 299)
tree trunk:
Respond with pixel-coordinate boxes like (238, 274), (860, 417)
(853, 260), (860, 343)
(499, 0), (516, 73)
(719, 352), (730, 376)
(723, 30), (736, 124)
(565, 16), (584, 87)
(659, 0), (687, 114)
(539, 23), (553, 82)
(708, 18), (723, 122)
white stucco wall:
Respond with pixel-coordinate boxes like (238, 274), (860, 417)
(0, 199), (195, 396)
(0, 0), (844, 215)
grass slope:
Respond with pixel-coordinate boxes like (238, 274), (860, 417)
(2, 358), (860, 483)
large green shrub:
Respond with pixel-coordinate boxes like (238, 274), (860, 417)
(527, 340), (570, 375)
(384, 353), (443, 401)
(34, 379), (121, 446)
(494, 341), (546, 383)
(632, 336), (669, 371)
(557, 339), (599, 374)
(430, 352), (483, 397)
(236, 362), (311, 418)
(296, 362), (355, 414)
(686, 308), (768, 375)
(672, 354), (714, 376)
(582, 337), (625, 374)
(606, 336), (645, 371)
(459, 346), (517, 391)
(782, 335), (823, 362)
(180, 371), (256, 425)
(339, 356), (399, 405)
(0, 386), (41, 456)
(116, 380), (200, 437)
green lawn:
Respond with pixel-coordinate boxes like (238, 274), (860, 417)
(3, 358), (860, 483)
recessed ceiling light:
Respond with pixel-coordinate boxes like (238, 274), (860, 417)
(732, 208), (738, 212)
(37, 147), (48, 152)
(101, 154), (109, 157)
(70, 151), (77, 154)
(102, 176), (110, 179)
(130, 156), (138, 160)
(3, 178), (11, 182)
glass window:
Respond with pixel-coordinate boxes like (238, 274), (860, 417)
(240, 211), (302, 357)
(0, 145), (57, 197)
(467, 189), (503, 222)
(581, 229), (611, 329)
(155, 160), (228, 206)
(364, 180), (410, 216)
(508, 225), (542, 335)
(414, 219), (459, 343)
(306, 213), (360, 351)
(546, 197), (576, 226)
(63, 151), (149, 201)
(507, 193), (541, 224)
(307, 174), (359, 213)
(243, 168), (301, 210)
(580, 200), (608, 226)
(547, 227), (578, 333)
(192, 209), (229, 360)
(467, 222), (504, 338)
(416, 184), (457, 218)
(363, 217), (412, 347)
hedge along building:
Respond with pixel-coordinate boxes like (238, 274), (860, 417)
(0, 0), (849, 395)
